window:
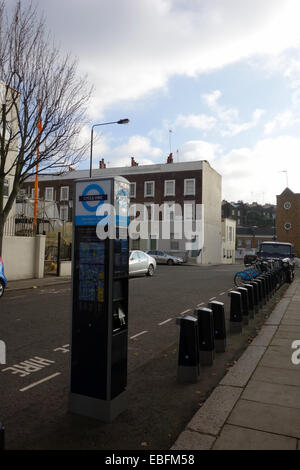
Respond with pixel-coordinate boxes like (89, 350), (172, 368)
(170, 240), (179, 250)
(3, 178), (9, 197)
(31, 187), (40, 199)
(164, 201), (175, 221)
(232, 209), (235, 216)
(60, 205), (68, 221)
(164, 180), (175, 196)
(245, 239), (251, 249)
(144, 181), (154, 197)
(184, 179), (195, 196)
(131, 239), (140, 250)
(237, 239), (242, 247)
(60, 186), (69, 201)
(145, 203), (154, 220)
(45, 187), (54, 201)
(130, 182), (136, 198)
(184, 201), (195, 220)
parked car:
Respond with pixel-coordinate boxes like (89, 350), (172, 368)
(0, 256), (7, 298)
(129, 250), (156, 277)
(146, 250), (183, 265)
(257, 242), (295, 283)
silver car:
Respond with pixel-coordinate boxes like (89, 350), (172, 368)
(129, 250), (157, 277)
(146, 250), (183, 265)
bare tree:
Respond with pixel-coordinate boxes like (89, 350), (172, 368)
(0, 0), (92, 254)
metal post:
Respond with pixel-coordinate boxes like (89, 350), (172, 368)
(56, 231), (61, 277)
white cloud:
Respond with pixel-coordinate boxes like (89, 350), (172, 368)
(264, 110), (300, 135)
(177, 136), (300, 204)
(202, 90), (264, 136)
(94, 135), (163, 168)
(25, 0), (300, 118)
(174, 114), (217, 131)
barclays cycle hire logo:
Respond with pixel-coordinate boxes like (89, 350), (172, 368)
(79, 183), (107, 212)
(76, 183), (108, 226)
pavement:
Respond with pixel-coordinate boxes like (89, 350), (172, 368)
(5, 275), (71, 292)
(172, 278), (300, 451)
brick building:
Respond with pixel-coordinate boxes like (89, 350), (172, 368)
(276, 187), (300, 257)
(22, 155), (222, 264)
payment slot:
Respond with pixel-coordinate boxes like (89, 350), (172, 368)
(69, 176), (130, 422)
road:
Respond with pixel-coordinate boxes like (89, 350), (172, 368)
(0, 263), (287, 450)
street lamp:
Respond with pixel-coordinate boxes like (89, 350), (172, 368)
(89, 118), (130, 178)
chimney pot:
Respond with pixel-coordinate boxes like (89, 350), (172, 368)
(167, 152), (173, 163)
(99, 158), (106, 169)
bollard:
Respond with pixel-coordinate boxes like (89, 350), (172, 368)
(0, 422), (4, 450)
(177, 315), (199, 383)
(237, 287), (249, 325)
(229, 291), (243, 334)
(243, 284), (255, 319)
(195, 307), (214, 366)
(208, 301), (226, 353)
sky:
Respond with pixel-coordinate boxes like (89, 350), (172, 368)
(19, 0), (300, 204)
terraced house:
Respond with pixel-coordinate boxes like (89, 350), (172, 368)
(22, 155), (222, 264)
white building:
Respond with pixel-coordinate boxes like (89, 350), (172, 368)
(221, 218), (236, 264)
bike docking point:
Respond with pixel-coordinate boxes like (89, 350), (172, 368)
(249, 280), (260, 313)
(207, 300), (226, 353)
(177, 315), (199, 383)
(195, 307), (214, 366)
(229, 290), (243, 334)
(236, 286), (250, 326)
(243, 283), (255, 320)
(253, 278), (264, 309)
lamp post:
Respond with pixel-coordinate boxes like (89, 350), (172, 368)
(89, 119), (130, 178)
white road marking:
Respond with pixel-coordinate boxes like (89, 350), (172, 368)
(197, 302), (204, 307)
(130, 331), (148, 340)
(219, 292), (226, 296)
(179, 309), (191, 316)
(158, 318), (172, 326)
(209, 297), (216, 301)
(19, 372), (61, 392)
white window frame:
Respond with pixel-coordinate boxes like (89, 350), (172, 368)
(184, 178), (195, 196)
(163, 201), (175, 221)
(60, 205), (68, 221)
(60, 186), (69, 201)
(31, 187), (40, 199)
(144, 181), (155, 197)
(184, 201), (195, 220)
(130, 182), (136, 198)
(164, 179), (175, 197)
(45, 187), (54, 201)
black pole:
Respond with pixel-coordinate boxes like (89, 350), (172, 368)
(56, 231), (61, 277)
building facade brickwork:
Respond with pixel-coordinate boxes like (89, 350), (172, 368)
(276, 187), (300, 257)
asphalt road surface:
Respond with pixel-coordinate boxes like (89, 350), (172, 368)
(0, 263), (288, 450)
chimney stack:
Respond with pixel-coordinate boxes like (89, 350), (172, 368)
(99, 158), (106, 169)
(131, 157), (139, 167)
(167, 152), (173, 164)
